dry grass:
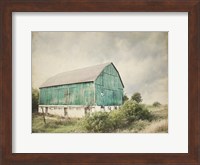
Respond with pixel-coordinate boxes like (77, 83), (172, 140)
(32, 105), (168, 133)
(141, 119), (168, 133)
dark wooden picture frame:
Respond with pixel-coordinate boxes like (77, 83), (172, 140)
(0, 0), (200, 164)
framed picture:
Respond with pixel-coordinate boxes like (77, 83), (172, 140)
(1, 0), (200, 164)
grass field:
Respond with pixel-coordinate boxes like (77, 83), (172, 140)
(32, 105), (168, 133)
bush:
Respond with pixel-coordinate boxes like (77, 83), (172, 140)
(109, 109), (126, 129)
(82, 111), (113, 133)
(121, 100), (153, 123)
(123, 94), (129, 104)
(153, 101), (161, 107)
(82, 100), (153, 133)
(32, 88), (39, 113)
(131, 92), (142, 103)
(82, 110), (126, 132)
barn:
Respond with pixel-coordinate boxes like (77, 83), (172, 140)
(38, 62), (124, 118)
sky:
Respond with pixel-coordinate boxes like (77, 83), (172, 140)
(32, 32), (168, 104)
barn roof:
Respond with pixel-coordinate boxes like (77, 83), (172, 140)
(40, 62), (124, 88)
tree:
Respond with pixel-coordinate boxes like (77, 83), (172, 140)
(32, 88), (39, 113)
(153, 101), (161, 107)
(131, 92), (142, 103)
(123, 94), (129, 104)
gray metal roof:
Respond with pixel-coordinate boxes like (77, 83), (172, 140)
(40, 62), (112, 88)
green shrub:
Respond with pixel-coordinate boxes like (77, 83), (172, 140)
(32, 88), (39, 113)
(121, 100), (153, 123)
(123, 94), (129, 104)
(109, 109), (126, 129)
(82, 111), (113, 133)
(131, 92), (142, 103)
(153, 101), (161, 107)
(82, 100), (153, 133)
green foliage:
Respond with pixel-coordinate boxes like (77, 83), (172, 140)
(121, 100), (153, 123)
(82, 111), (113, 133)
(123, 94), (129, 104)
(109, 109), (126, 129)
(32, 88), (39, 113)
(131, 92), (142, 103)
(82, 100), (153, 132)
(32, 113), (84, 133)
(153, 101), (161, 107)
(32, 105), (168, 133)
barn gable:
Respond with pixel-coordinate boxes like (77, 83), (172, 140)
(95, 63), (124, 106)
(95, 63), (124, 89)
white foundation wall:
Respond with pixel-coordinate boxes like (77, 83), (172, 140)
(38, 105), (119, 118)
(38, 106), (64, 116)
(66, 106), (85, 118)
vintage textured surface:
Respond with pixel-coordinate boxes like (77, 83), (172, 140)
(1, 0), (200, 165)
(39, 63), (124, 106)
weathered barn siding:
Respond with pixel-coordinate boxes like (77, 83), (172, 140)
(95, 64), (123, 106)
(39, 62), (124, 117)
(40, 82), (95, 106)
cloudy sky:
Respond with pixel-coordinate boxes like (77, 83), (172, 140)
(32, 32), (168, 104)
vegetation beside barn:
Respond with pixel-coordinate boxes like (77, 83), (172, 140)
(32, 102), (168, 133)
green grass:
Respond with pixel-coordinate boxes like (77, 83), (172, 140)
(32, 105), (168, 133)
(32, 113), (86, 133)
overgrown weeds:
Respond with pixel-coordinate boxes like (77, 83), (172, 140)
(81, 100), (154, 133)
(32, 102), (168, 133)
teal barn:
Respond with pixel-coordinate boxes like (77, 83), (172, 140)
(39, 62), (124, 117)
